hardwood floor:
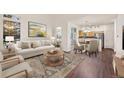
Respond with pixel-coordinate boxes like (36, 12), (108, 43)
(66, 49), (115, 78)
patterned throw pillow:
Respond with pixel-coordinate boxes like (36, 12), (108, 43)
(31, 41), (41, 48)
(21, 42), (31, 49)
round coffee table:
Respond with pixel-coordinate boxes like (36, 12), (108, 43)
(44, 50), (64, 67)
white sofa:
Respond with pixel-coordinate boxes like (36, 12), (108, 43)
(14, 40), (55, 59)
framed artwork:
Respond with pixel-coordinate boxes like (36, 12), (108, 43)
(3, 14), (20, 44)
(28, 21), (47, 37)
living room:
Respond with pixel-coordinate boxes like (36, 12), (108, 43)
(0, 14), (124, 78)
(1, 0), (124, 93)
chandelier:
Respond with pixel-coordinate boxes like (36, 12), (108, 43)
(81, 21), (99, 32)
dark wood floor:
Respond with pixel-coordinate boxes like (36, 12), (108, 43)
(66, 49), (115, 78)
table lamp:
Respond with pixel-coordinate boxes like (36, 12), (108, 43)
(5, 36), (14, 42)
(5, 36), (14, 52)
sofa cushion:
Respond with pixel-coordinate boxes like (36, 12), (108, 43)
(40, 40), (45, 46)
(31, 41), (41, 48)
(21, 42), (31, 49)
(18, 48), (34, 53)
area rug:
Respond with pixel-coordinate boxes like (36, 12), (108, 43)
(25, 52), (84, 78)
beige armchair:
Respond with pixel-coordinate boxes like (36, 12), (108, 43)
(113, 56), (124, 77)
(0, 55), (24, 70)
(0, 62), (32, 78)
(0, 52), (32, 78)
(85, 40), (98, 57)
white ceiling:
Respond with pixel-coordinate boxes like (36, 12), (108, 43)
(49, 14), (117, 26)
(71, 14), (117, 26)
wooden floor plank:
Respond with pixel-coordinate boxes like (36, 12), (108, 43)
(66, 49), (115, 78)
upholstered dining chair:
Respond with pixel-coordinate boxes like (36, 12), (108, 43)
(74, 42), (84, 54)
(85, 40), (98, 57)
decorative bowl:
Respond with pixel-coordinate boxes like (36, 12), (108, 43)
(48, 50), (58, 54)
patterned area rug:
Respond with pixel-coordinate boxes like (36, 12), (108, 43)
(25, 52), (84, 78)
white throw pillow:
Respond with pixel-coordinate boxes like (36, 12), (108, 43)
(115, 52), (124, 59)
(16, 41), (21, 48)
(21, 41), (31, 49)
(31, 41), (41, 48)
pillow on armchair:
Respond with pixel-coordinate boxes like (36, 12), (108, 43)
(0, 64), (2, 77)
(115, 52), (124, 59)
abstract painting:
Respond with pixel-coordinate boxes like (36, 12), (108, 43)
(28, 21), (47, 37)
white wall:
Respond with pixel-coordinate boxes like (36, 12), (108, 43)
(67, 22), (78, 52)
(63, 23), (115, 51)
(104, 24), (114, 49)
(114, 15), (124, 54)
(0, 14), (69, 51)
(0, 14), (53, 50)
(79, 24), (114, 49)
(50, 18), (68, 51)
(114, 19), (117, 52)
(0, 14), (115, 52)
(16, 14), (53, 41)
(0, 15), (3, 50)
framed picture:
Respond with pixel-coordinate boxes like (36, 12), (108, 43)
(28, 21), (47, 37)
(3, 14), (20, 44)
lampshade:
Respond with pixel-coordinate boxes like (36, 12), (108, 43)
(5, 36), (14, 42)
(51, 37), (55, 40)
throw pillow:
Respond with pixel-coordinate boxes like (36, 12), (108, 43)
(16, 41), (21, 48)
(21, 42), (31, 49)
(31, 41), (41, 48)
(116, 53), (124, 59)
(44, 40), (51, 46)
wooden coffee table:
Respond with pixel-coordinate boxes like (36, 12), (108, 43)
(44, 50), (64, 67)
